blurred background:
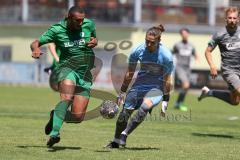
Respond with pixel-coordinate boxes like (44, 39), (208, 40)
(0, 0), (238, 90)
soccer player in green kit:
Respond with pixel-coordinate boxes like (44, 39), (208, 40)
(31, 6), (98, 147)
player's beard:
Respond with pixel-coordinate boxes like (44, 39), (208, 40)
(227, 22), (237, 30)
(148, 44), (158, 53)
(226, 24), (238, 34)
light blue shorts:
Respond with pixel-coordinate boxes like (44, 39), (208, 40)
(123, 88), (163, 110)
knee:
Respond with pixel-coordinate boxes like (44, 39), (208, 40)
(182, 82), (190, 89)
(59, 81), (75, 98)
(60, 94), (74, 101)
(72, 113), (85, 123)
(142, 99), (153, 108)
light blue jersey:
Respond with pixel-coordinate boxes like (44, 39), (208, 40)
(123, 42), (173, 110)
(129, 43), (174, 91)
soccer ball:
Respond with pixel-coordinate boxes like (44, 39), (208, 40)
(100, 100), (119, 119)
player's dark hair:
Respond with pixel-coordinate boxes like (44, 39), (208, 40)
(146, 24), (165, 40)
(179, 28), (190, 34)
(68, 6), (85, 14)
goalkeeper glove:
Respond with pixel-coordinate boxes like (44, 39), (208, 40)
(161, 95), (170, 117)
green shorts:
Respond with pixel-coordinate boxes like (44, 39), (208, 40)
(57, 67), (92, 98)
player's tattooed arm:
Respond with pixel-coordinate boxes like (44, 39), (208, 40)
(120, 62), (137, 92)
(163, 74), (172, 97)
(117, 63), (136, 106)
(161, 74), (172, 117)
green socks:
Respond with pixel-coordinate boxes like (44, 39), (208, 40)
(50, 101), (70, 137)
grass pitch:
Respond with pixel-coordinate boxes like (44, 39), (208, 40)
(0, 85), (240, 160)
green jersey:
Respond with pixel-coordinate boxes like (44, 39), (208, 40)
(39, 18), (96, 72)
(40, 18), (96, 93)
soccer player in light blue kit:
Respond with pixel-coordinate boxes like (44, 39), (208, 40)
(106, 24), (174, 148)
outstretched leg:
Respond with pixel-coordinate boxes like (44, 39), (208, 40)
(119, 99), (153, 146)
(198, 86), (240, 105)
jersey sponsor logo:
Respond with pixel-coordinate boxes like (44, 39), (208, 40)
(63, 32), (86, 48)
(179, 48), (192, 56)
(64, 39), (86, 48)
(226, 42), (240, 50)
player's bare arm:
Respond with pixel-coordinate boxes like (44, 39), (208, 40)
(30, 40), (42, 59)
(205, 46), (218, 79)
(48, 43), (59, 62)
